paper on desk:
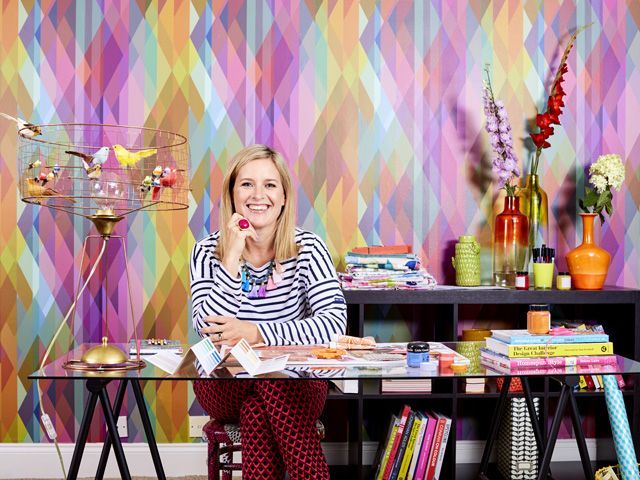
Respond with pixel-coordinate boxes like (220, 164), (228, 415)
(144, 350), (184, 374)
(145, 337), (228, 376)
(231, 338), (289, 376)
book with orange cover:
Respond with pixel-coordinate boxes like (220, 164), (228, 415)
(352, 245), (412, 255)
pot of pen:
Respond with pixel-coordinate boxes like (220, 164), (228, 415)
(532, 245), (554, 289)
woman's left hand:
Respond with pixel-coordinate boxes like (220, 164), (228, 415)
(201, 315), (263, 345)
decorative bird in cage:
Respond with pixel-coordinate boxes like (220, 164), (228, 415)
(139, 175), (152, 195)
(151, 166), (163, 201)
(82, 160), (102, 180)
(25, 178), (74, 202)
(113, 144), (157, 167)
(0, 112), (42, 137)
(27, 159), (42, 170)
(160, 167), (178, 188)
(35, 164), (61, 186)
(65, 147), (109, 167)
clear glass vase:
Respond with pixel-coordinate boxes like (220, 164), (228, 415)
(493, 196), (529, 288)
(518, 174), (549, 262)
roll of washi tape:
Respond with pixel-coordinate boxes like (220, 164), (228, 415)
(603, 375), (640, 480)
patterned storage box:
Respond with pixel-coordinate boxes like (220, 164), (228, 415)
(497, 397), (540, 480)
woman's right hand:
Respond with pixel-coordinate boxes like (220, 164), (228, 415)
(222, 213), (257, 274)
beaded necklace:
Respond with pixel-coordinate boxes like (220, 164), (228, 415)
(240, 260), (282, 298)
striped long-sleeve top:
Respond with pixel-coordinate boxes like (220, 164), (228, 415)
(190, 228), (347, 346)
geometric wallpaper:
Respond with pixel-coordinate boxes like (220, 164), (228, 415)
(1, 1), (639, 444)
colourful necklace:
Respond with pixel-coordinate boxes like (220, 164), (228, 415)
(241, 260), (282, 298)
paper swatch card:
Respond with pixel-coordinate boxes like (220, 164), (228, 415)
(191, 337), (226, 374)
(231, 338), (289, 376)
(146, 337), (228, 376)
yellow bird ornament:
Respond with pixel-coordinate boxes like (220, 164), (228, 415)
(113, 144), (157, 167)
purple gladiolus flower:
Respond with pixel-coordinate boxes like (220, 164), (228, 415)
(483, 68), (520, 197)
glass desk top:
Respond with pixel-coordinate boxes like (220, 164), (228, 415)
(28, 341), (640, 382)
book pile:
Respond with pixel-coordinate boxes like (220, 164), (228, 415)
(479, 325), (616, 373)
(577, 373), (625, 391)
(339, 245), (437, 290)
(464, 378), (486, 394)
(373, 405), (451, 480)
(381, 379), (432, 393)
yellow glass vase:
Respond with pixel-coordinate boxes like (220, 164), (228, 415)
(518, 174), (549, 258)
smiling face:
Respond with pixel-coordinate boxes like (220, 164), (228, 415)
(232, 157), (286, 231)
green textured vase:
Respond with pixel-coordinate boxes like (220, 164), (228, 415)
(452, 235), (481, 286)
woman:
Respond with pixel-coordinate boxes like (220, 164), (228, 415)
(190, 145), (347, 479)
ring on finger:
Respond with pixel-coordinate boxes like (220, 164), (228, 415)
(216, 332), (222, 342)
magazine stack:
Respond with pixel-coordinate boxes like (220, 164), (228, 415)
(339, 245), (437, 290)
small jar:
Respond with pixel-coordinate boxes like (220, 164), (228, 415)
(515, 271), (530, 290)
(406, 341), (430, 368)
(527, 304), (551, 334)
(557, 272), (571, 290)
(438, 353), (455, 373)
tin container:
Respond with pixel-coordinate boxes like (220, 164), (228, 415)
(406, 341), (430, 368)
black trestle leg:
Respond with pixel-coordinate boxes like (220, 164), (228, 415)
(522, 377), (555, 479)
(131, 379), (166, 479)
(538, 383), (570, 480)
(95, 379), (129, 480)
(567, 384), (593, 479)
(479, 375), (512, 477)
(67, 389), (99, 480)
(98, 386), (131, 480)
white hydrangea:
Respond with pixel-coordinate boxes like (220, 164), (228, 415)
(589, 154), (625, 192)
(589, 173), (608, 193)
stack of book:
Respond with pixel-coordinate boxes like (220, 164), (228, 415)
(381, 379), (432, 393)
(373, 405), (451, 480)
(480, 327), (615, 373)
(338, 245), (437, 290)
(464, 378), (486, 393)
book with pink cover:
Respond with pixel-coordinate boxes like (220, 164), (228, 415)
(424, 413), (447, 480)
(480, 347), (617, 369)
(413, 411), (437, 480)
(432, 414), (451, 479)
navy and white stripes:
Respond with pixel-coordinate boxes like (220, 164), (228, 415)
(190, 228), (347, 346)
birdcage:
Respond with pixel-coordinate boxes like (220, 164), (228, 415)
(17, 123), (189, 370)
(18, 123), (188, 218)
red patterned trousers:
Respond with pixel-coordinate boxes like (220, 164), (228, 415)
(193, 379), (329, 480)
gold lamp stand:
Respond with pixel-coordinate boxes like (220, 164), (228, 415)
(64, 212), (143, 370)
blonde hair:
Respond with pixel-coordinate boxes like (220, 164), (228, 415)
(217, 145), (298, 261)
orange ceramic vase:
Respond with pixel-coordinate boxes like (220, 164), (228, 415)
(566, 213), (611, 290)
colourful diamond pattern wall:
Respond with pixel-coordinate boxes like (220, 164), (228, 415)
(1, 1), (639, 443)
